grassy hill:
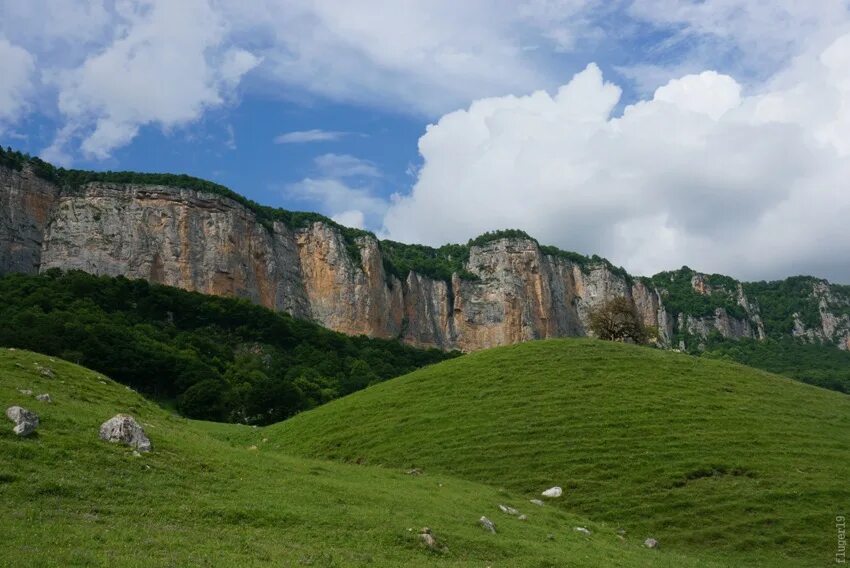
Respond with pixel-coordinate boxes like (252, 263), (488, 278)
(270, 339), (850, 566)
(1, 347), (732, 567)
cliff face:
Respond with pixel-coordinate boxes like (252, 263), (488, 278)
(3, 164), (849, 352)
(792, 282), (850, 350)
(0, 166), (60, 275)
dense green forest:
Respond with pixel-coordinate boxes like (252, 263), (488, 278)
(647, 267), (747, 319)
(743, 276), (850, 336)
(700, 337), (850, 393)
(0, 270), (455, 424)
(649, 268), (850, 337)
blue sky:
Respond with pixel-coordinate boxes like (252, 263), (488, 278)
(2, 1), (850, 282)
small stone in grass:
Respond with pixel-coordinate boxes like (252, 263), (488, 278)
(644, 538), (659, 549)
(498, 504), (519, 515)
(35, 394), (51, 403)
(529, 499), (545, 506)
(34, 364), (55, 378)
(419, 527), (439, 550)
(479, 516), (496, 533)
(574, 527), (592, 536)
(5, 406), (39, 436)
(541, 486), (562, 498)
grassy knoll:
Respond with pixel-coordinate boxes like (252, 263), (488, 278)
(271, 339), (850, 566)
(1, 347), (724, 567)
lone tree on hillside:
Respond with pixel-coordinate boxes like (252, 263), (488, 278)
(588, 297), (648, 344)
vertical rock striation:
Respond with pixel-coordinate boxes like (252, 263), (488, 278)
(2, 163), (849, 352)
(0, 166), (60, 275)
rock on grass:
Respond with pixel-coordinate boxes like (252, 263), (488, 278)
(5, 406), (38, 437)
(479, 516), (496, 533)
(99, 414), (152, 452)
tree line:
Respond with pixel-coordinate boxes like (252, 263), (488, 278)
(0, 270), (457, 424)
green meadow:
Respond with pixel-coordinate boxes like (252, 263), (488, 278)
(2, 340), (848, 566)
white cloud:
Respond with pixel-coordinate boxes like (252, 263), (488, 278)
(288, 178), (387, 227)
(517, 0), (611, 52)
(273, 129), (348, 144)
(314, 154), (381, 179)
(284, 152), (388, 229)
(331, 209), (367, 229)
(0, 37), (36, 127)
(0, 0), (112, 65)
(382, 35), (850, 283)
(626, 0), (850, 91)
(42, 0), (259, 159)
(652, 71), (740, 120)
(224, 0), (584, 116)
(224, 124), (237, 150)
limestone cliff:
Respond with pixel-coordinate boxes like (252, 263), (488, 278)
(0, 165), (60, 275)
(2, 162), (849, 352)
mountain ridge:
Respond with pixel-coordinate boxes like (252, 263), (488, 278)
(2, 145), (849, 357)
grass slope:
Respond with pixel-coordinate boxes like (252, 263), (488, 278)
(271, 339), (850, 566)
(1, 348), (722, 567)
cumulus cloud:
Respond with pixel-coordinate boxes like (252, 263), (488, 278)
(9, 1), (848, 162)
(0, 37), (36, 127)
(273, 129), (348, 144)
(383, 34), (850, 283)
(41, 0), (259, 160)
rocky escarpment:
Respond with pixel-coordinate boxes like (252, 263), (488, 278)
(792, 282), (850, 350)
(0, 165), (60, 275)
(2, 162), (849, 352)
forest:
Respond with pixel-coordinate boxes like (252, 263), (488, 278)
(0, 270), (456, 424)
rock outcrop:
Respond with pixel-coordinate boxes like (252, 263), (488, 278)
(99, 414), (152, 452)
(5, 406), (39, 436)
(791, 282), (850, 350)
(0, 165), (60, 275)
(3, 162), (850, 353)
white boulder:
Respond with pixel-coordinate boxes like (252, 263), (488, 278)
(5, 406), (39, 436)
(99, 414), (152, 452)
